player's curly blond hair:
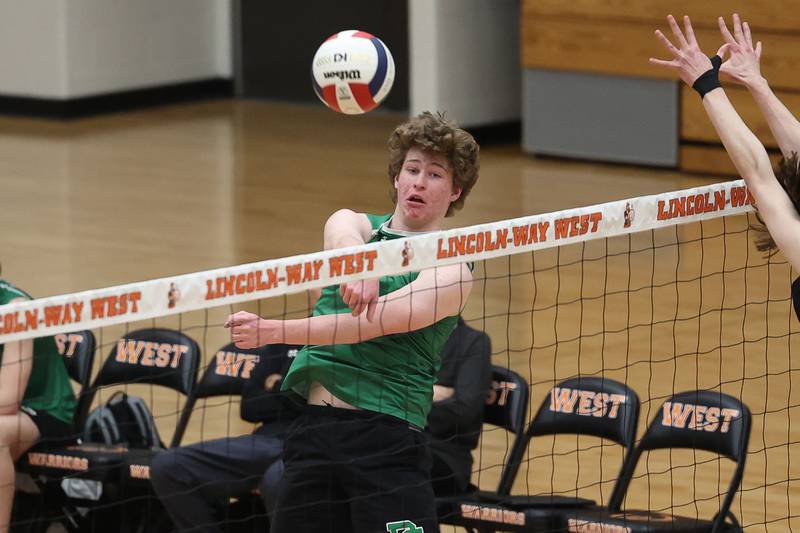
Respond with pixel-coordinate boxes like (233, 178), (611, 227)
(387, 111), (480, 217)
(755, 153), (800, 254)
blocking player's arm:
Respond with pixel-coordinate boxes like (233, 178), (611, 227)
(0, 298), (33, 416)
(226, 263), (473, 347)
(718, 15), (800, 159)
(650, 14), (800, 272)
(702, 91), (800, 271)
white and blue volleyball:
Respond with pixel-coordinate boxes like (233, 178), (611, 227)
(311, 30), (395, 115)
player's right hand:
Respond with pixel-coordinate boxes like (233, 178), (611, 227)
(340, 278), (380, 321)
(650, 15), (721, 87)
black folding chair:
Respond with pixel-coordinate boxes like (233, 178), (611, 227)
(19, 328), (200, 533)
(54, 330), (98, 429)
(125, 341), (273, 491)
(566, 390), (751, 532)
(436, 365), (530, 531)
(445, 376), (640, 532)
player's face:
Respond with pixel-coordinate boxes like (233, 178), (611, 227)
(393, 147), (461, 231)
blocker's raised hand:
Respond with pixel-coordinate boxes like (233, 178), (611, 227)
(650, 15), (726, 87)
(718, 13), (763, 86)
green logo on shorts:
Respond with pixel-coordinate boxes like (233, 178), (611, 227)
(385, 520), (424, 533)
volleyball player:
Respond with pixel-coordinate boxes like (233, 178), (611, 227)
(0, 278), (76, 533)
(650, 15), (800, 278)
(225, 111), (480, 533)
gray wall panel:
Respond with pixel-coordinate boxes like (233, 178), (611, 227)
(523, 69), (678, 167)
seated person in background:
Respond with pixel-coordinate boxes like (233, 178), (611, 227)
(150, 343), (300, 533)
(0, 277), (77, 533)
(427, 317), (492, 496)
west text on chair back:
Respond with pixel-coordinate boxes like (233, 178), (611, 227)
(54, 329), (96, 428)
(194, 342), (268, 398)
(607, 389), (751, 531)
(499, 376), (640, 496)
(92, 328), (200, 447)
(484, 365), (529, 437)
(174, 342), (276, 440)
(436, 365), (531, 531)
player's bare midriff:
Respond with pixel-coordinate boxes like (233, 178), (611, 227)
(307, 381), (358, 409)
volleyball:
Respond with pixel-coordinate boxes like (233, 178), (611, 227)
(311, 30), (395, 115)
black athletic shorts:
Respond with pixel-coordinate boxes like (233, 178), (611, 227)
(20, 405), (75, 444)
(270, 405), (440, 533)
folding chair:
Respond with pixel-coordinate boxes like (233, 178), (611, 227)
(565, 390), (751, 532)
(123, 341), (268, 491)
(19, 328), (200, 533)
(436, 365), (530, 531)
(444, 376), (640, 532)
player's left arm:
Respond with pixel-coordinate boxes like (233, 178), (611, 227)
(0, 298), (33, 416)
(226, 263), (473, 347)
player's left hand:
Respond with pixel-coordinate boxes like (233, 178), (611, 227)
(340, 278), (380, 321)
(224, 310), (272, 348)
(650, 15), (725, 87)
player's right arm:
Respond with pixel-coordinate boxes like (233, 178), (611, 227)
(323, 209), (373, 250)
(0, 298), (33, 416)
(650, 14), (800, 272)
(323, 209), (380, 320)
(718, 14), (800, 159)
(226, 262), (473, 347)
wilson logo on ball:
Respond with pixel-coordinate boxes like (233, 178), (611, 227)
(311, 30), (395, 115)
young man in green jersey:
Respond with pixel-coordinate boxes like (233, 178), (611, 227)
(0, 279), (77, 533)
(225, 111), (480, 533)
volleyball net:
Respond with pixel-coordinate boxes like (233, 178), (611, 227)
(5, 178), (799, 531)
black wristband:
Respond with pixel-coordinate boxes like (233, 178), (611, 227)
(692, 55), (722, 99)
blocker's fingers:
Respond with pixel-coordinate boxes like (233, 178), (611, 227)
(667, 15), (689, 48)
(682, 15), (698, 46)
(655, 30), (680, 57)
(649, 57), (677, 68)
(716, 43), (731, 60)
(755, 41), (762, 60)
(732, 13), (745, 43)
(718, 17), (736, 45)
(742, 21), (753, 48)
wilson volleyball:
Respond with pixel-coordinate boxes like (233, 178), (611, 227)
(311, 30), (395, 115)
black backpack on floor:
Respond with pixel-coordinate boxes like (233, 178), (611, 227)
(82, 391), (164, 449)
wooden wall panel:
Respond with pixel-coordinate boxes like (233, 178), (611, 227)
(522, 9), (800, 91)
(680, 144), (782, 176)
(523, 0), (800, 33)
(681, 86), (800, 148)
(520, 0), (800, 173)
(521, 17), (672, 80)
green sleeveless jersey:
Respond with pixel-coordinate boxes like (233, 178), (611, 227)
(281, 214), (459, 428)
(0, 281), (77, 424)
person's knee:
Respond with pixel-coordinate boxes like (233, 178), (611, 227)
(258, 460), (284, 514)
(150, 449), (189, 493)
